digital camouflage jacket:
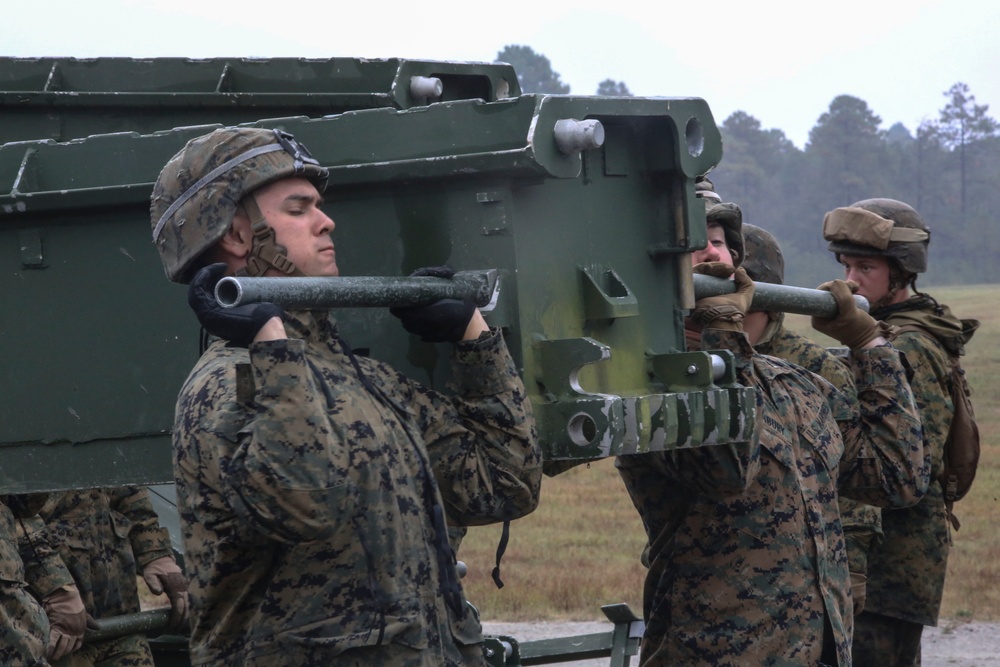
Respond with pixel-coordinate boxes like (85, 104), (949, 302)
(25, 488), (173, 620)
(172, 310), (541, 667)
(755, 319), (885, 584)
(865, 295), (970, 626)
(617, 328), (923, 667)
(2, 494), (73, 667)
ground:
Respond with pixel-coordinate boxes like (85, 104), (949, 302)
(481, 620), (1000, 667)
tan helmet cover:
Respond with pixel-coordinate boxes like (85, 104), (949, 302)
(823, 198), (930, 274)
(150, 127), (329, 283)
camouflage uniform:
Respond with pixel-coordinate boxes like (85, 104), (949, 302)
(755, 319), (884, 610)
(743, 219), (884, 614)
(26, 488), (174, 667)
(618, 326), (923, 667)
(853, 296), (967, 664)
(172, 309), (541, 666)
(821, 197), (967, 665)
(1, 495), (57, 667)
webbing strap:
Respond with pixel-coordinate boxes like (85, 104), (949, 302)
(240, 196), (301, 277)
(152, 143), (285, 242)
(491, 520), (511, 589)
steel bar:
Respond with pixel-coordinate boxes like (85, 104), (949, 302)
(216, 270), (498, 310)
(693, 274), (869, 318)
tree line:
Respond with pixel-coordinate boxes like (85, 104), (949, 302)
(496, 45), (998, 288)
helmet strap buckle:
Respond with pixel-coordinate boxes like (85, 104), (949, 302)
(240, 196), (304, 277)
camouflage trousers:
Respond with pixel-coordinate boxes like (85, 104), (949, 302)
(852, 611), (923, 667)
(52, 634), (154, 667)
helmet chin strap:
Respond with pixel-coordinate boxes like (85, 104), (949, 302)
(238, 195), (304, 277)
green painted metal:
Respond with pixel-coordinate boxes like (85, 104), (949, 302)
(482, 603), (642, 666)
(85, 609), (173, 643)
(0, 57), (520, 143)
(2, 92), (752, 495)
(693, 273), (870, 316)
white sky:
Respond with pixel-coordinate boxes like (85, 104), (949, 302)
(5, 0), (998, 148)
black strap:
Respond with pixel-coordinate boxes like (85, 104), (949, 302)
(491, 520), (511, 589)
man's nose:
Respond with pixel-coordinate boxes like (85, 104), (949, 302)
(702, 244), (721, 263)
(318, 210), (335, 234)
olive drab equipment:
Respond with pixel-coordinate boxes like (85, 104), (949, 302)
(892, 321), (981, 530)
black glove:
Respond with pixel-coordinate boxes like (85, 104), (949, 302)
(188, 263), (285, 347)
(390, 266), (477, 343)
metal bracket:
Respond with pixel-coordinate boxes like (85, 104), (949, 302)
(18, 229), (46, 269)
(580, 265), (638, 321)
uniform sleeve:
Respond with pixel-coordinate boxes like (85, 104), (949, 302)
(16, 514), (75, 599)
(834, 344), (928, 507)
(109, 487), (173, 568)
(219, 338), (356, 544)
(413, 329), (543, 526)
(892, 332), (953, 479)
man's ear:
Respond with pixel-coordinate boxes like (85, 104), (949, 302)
(218, 210), (253, 259)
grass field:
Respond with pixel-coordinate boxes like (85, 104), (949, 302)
(459, 283), (1000, 624)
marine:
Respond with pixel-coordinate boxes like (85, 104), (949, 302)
(741, 222), (885, 616)
(23, 488), (188, 666)
(2, 494), (87, 667)
(150, 127), (542, 666)
(823, 198), (977, 666)
(617, 185), (925, 666)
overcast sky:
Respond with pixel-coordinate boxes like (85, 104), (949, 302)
(5, 0), (998, 148)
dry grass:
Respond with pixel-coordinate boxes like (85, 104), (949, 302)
(459, 459), (647, 622)
(461, 283), (1000, 623)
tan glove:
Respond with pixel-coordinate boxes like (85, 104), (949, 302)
(43, 583), (87, 660)
(810, 280), (881, 349)
(142, 556), (189, 630)
(850, 571), (868, 616)
(691, 263), (755, 332)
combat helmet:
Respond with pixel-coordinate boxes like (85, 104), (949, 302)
(741, 224), (784, 285)
(822, 198), (930, 275)
(694, 175), (744, 266)
(150, 127), (329, 283)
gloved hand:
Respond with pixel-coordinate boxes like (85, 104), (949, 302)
(690, 263), (755, 332)
(43, 583), (87, 660)
(142, 556), (189, 630)
(390, 266), (477, 343)
(188, 263), (285, 347)
(811, 280), (880, 349)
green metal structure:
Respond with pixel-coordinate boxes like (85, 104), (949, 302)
(1, 92), (752, 489)
(0, 56), (520, 143)
(1, 57), (759, 665)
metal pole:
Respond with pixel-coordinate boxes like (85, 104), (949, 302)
(693, 274), (869, 318)
(215, 270), (499, 310)
(85, 608), (172, 643)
